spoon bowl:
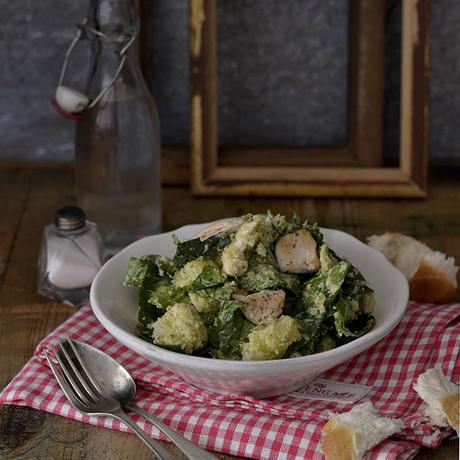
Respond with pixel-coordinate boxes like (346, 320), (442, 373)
(72, 340), (136, 405)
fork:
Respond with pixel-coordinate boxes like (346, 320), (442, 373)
(44, 344), (176, 460)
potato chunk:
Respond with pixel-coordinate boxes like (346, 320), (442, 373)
(221, 221), (259, 277)
(152, 303), (207, 354)
(241, 315), (300, 360)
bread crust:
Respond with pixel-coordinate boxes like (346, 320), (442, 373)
(409, 261), (456, 303)
(439, 393), (459, 433)
(321, 419), (356, 460)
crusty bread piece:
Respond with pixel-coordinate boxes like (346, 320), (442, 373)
(367, 232), (458, 303)
(321, 402), (404, 460)
(413, 368), (459, 434)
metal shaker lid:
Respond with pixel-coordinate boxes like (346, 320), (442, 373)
(54, 206), (86, 231)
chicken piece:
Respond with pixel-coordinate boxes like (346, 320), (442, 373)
(197, 217), (244, 242)
(275, 229), (320, 273)
(234, 289), (285, 325)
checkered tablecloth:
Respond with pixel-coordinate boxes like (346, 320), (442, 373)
(1, 301), (459, 460)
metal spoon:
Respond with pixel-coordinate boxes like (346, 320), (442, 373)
(53, 339), (218, 460)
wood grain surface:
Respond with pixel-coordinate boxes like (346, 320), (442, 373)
(0, 165), (458, 459)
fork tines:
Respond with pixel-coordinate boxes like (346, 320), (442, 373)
(52, 339), (104, 408)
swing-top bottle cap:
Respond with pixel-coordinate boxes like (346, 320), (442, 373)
(55, 86), (89, 114)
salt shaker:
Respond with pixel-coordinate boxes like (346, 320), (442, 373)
(38, 207), (104, 307)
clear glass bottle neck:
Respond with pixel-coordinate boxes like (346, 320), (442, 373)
(84, 0), (142, 97)
(87, 0), (139, 40)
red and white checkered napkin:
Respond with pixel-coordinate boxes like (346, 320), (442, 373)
(1, 302), (459, 460)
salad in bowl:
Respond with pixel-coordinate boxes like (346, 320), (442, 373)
(123, 213), (376, 361)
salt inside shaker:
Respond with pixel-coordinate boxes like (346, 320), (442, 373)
(38, 206), (104, 307)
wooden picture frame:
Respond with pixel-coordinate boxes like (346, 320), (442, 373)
(189, 0), (429, 197)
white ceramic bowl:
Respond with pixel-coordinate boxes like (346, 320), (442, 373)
(90, 223), (409, 398)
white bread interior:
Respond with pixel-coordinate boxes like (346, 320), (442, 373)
(367, 233), (458, 302)
(423, 251), (458, 287)
(321, 402), (404, 460)
(413, 368), (459, 434)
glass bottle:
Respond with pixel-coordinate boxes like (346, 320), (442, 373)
(38, 207), (104, 307)
(75, 0), (162, 255)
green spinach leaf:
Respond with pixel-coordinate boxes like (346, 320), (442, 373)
(333, 298), (375, 338)
(211, 300), (254, 359)
(148, 278), (189, 309)
(191, 264), (227, 290)
(124, 255), (175, 287)
(173, 233), (231, 267)
(136, 259), (165, 340)
(239, 259), (300, 294)
(302, 260), (350, 317)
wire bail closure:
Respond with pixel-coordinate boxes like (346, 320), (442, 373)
(52, 19), (138, 120)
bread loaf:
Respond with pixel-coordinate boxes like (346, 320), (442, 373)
(367, 233), (458, 303)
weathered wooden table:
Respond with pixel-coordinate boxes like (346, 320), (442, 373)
(0, 164), (458, 459)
